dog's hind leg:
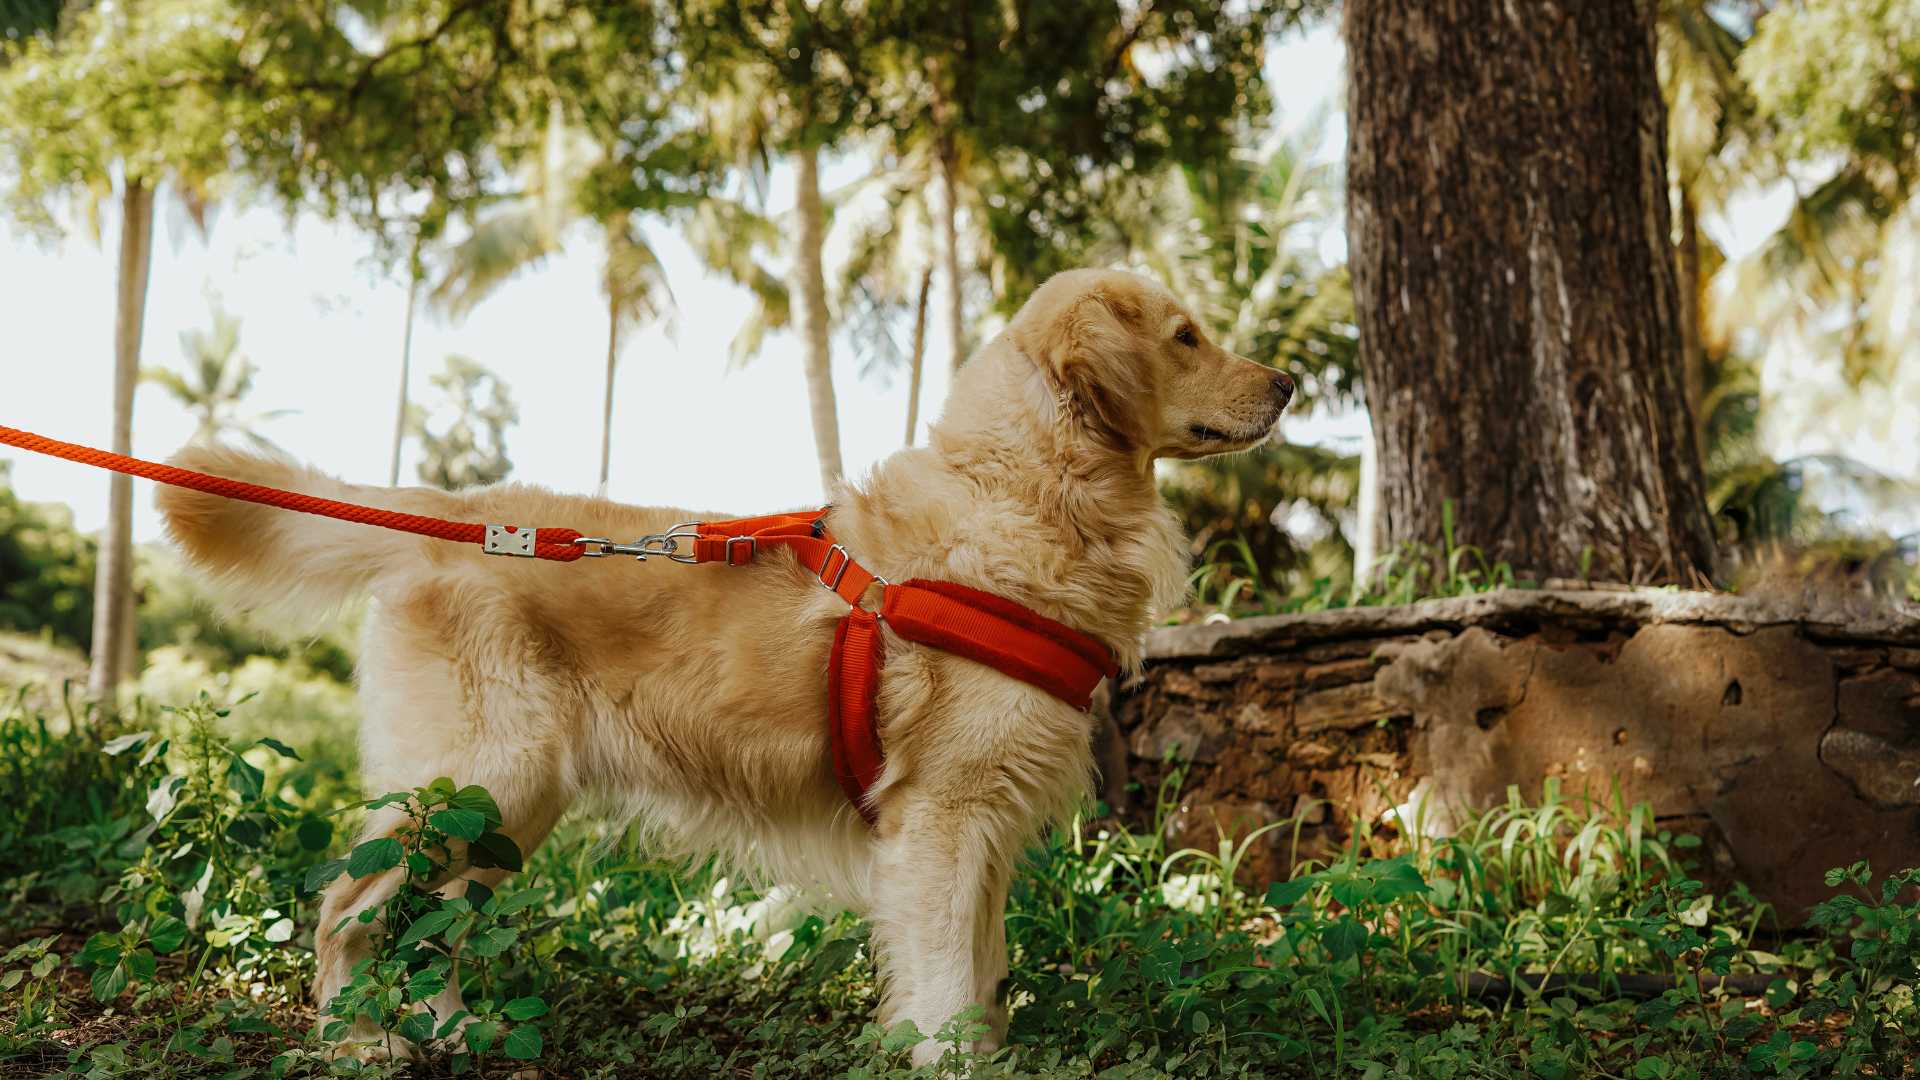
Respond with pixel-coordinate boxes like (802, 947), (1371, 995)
(316, 606), (574, 1058)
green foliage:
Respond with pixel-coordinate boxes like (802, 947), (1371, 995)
(0, 0), (238, 230)
(0, 463), (96, 650)
(3, 681), (1920, 1076)
(1744, 0), (1920, 200)
(1188, 498), (1529, 619)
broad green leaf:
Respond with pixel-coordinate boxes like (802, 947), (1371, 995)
(347, 837), (403, 879)
(396, 910), (457, 949)
(1141, 942), (1182, 984)
(91, 960), (130, 1002)
(464, 926), (519, 958)
(501, 996), (547, 1021)
(254, 737), (301, 759)
(468, 831), (523, 872)
(225, 752), (265, 801)
(148, 915), (189, 954)
(304, 858), (349, 893)
(397, 1011), (438, 1046)
(448, 785), (504, 826)
(502, 1024), (542, 1060)
(464, 1019), (500, 1054)
(880, 1018), (924, 1053)
(1265, 877), (1315, 909)
(428, 808), (487, 842)
(297, 817), (333, 851)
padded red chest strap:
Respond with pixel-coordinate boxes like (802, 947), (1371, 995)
(689, 509), (1118, 825)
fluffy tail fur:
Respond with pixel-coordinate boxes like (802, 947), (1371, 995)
(155, 444), (464, 617)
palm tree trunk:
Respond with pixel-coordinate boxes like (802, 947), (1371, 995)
(599, 295), (619, 493)
(88, 178), (154, 704)
(388, 267), (419, 486)
(937, 129), (965, 374)
(793, 144), (844, 494)
(904, 266), (933, 447)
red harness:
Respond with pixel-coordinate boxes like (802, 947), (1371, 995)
(0, 426), (1118, 827)
(647, 510), (1117, 825)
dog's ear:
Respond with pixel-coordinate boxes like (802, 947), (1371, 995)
(1024, 289), (1149, 449)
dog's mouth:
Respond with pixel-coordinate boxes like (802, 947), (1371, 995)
(1187, 423), (1245, 443)
(1187, 420), (1270, 445)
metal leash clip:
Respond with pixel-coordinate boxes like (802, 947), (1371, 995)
(572, 521), (702, 562)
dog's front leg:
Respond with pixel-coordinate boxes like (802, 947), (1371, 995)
(868, 798), (1016, 1068)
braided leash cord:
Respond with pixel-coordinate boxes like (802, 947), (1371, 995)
(0, 425), (585, 561)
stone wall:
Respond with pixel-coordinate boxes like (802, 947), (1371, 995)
(1106, 588), (1920, 915)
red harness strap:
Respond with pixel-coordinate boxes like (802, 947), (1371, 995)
(686, 510), (1118, 825)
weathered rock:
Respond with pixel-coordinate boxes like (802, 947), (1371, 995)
(1129, 704), (1229, 763)
(1113, 588), (1920, 917)
(1820, 729), (1920, 809)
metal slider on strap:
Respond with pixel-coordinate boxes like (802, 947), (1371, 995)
(819, 544), (851, 591)
(725, 535), (757, 565)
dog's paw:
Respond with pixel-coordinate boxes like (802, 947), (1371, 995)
(328, 1032), (421, 1064)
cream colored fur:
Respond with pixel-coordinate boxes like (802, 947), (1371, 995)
(155, 268), (1292, 1065)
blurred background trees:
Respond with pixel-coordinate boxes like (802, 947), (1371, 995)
(0, 0), (1916, 702)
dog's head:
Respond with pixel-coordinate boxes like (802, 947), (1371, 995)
(1009, 268), (1293, 461)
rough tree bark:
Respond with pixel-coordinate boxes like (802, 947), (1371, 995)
(1345, 0), (1716, 585)
(88, 179), (154, 703)
(793, 143), (845, 494)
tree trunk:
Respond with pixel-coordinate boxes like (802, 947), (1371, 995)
(388, 267), (419, 487)
(904, 266), (933, 446)
(1345, 0), (1715, 585)
(793, 144), (844, 494)
(600, 296), (619, 493)
(1675, 188), (1708, 463)
(936, 129), (965, 374)
(88, 179), (154, 704)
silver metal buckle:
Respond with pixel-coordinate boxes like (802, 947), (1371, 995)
(725, 535), (757, 565)
(819, 544), (851, 591)
(571, 521), (703, 563)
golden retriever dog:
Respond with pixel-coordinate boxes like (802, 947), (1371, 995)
(156, 267), (1293, 1064)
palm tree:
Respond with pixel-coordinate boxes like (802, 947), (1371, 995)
(431, 106), (675, 492)
(142, 307), (289, 452)
(681, 56), (849, 495)
(830, 145), (943, 446)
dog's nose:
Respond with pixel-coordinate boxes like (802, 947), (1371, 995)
(1271, 372), (1295, 406)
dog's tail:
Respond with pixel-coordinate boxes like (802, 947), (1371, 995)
(155, 443), (467, 617)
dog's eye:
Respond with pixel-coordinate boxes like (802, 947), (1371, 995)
(1174, 326), (1198, 347)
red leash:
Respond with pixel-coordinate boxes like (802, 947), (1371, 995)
(0, 424), (1118, 826)
(0, 425), (587, 561)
